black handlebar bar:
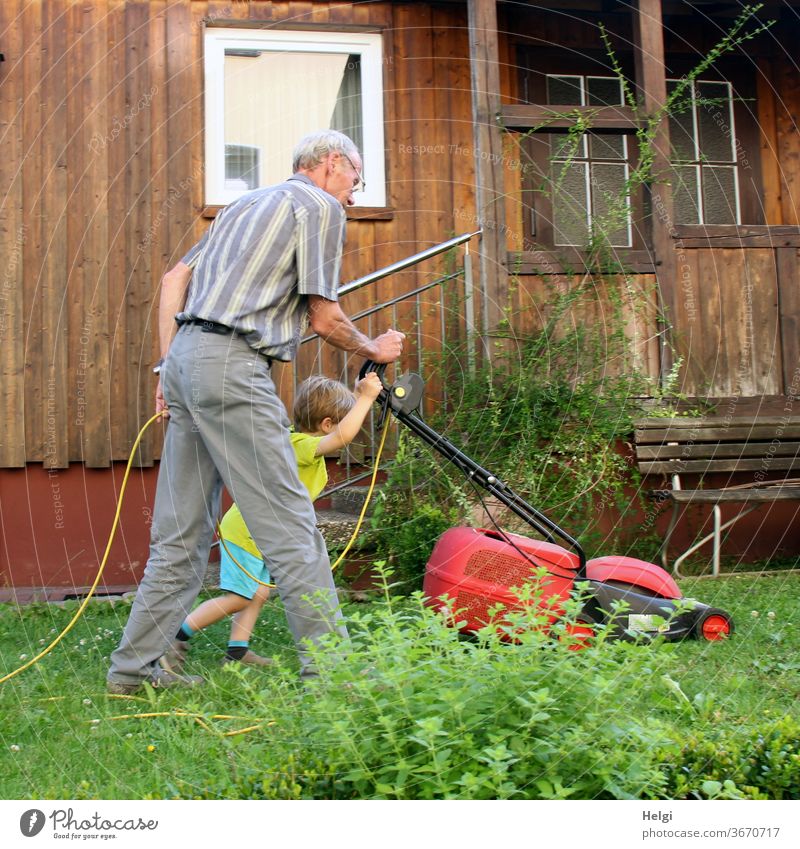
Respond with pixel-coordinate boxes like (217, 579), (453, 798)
(358, 358), (588, 576)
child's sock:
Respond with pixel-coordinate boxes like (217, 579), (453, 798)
(225, 641), (249, 661)
(176, 623), (195, 642)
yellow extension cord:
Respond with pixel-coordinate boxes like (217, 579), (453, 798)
(0, 410), (391, 685)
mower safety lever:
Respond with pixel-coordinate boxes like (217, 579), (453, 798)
(358, 359), (390, 389)
(361, 360), (427, 419)
(359, 360), (394, 429)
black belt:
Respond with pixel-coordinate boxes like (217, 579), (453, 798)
(178, 318), (273, 365)
(179, 318), (234, 335)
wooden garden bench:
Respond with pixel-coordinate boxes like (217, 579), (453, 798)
(633, 416), (800, 576)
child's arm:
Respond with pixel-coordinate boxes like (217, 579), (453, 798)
(315, 372), (383, 456)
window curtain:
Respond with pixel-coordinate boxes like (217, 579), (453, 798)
(224, 51), (350, 187)
(330, 54), (363, 153)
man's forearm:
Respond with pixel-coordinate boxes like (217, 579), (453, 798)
(308, 295), (404, 364)
(158, 263), (192, 356)
(314, 313), (378, 358)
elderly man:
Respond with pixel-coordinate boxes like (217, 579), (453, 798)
(108, 130), (404, 693)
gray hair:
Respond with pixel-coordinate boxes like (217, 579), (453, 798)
(292, 130), (359, 172)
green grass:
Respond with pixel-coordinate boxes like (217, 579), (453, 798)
(1, 572), (799, 799)
(661, 574), (800, 720)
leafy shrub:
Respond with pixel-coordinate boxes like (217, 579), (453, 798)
(196, 569), (699, 800)
(655, 716), (800, 799)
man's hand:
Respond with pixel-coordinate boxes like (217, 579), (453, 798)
(368, 328), (405, 364)
(155, 379), (169, 417)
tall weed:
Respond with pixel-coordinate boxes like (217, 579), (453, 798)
(370, 277), (663, 583)
(215, 570), (685, 799)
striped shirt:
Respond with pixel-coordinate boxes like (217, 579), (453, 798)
(178, 174), (346, 361)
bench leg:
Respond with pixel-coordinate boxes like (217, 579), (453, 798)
(713, 505), (721, 577)
(661, 501), (681, 574)
(672, 505), (759, 577)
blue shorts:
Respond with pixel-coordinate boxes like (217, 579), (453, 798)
(218, 540), (272, 600)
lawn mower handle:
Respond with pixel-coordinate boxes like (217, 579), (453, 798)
(358, 360), (389, 387)
(359, 359), (588, 577)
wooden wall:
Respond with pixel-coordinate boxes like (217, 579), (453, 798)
(760, 49), (800, 226)
(0, 0), (478, 468)
(2, 1), (800, 470)
(674, 245), (800, 398)
(498, 2), (800, 400)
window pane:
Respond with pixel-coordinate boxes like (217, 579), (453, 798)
(591, 163), (631, 247)
(547, 75), (583, 105)
(224, 50), (355, 187)
(667, 79), (696, 162)
(702, 165), (737, 224)
(551, 132), (587, 161)
(587, 76), (622, 106)
(552, 160), (589, 246)
(696, 81), (734, 162)
(672, 165), (700, 224)
(225, 144), (259, 190)
(589, 133), (625, 161)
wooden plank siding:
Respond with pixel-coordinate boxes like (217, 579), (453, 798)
(672, 247), (784, 398)
(756, 57), (783, 227)
(82, 0), (112, 468)
(40, 0), (70, 470)
(106, 0), (128, 463)
(777, 247), (800, 396)
(0, 0), (26, 467)
(20, 0), (44, 464)
(407, 2), (443, 414)
(2, 1), (800, 471)
(0, 0), (483, 467)
(774, 22), (800, 227)
(125, 1), (154, 466)
(65, 0), (85, 464)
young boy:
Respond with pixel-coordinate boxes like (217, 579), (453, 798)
(160, 371), (383, 671)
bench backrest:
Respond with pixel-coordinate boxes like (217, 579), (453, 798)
(633, 416), (800, 476)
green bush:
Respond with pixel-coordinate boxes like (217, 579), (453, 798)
(655, 716), (800, 799)
(178, 584), (800, 799)
(188, 569), (702, 800)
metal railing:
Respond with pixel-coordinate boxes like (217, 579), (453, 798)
(292, 231), (481, 499)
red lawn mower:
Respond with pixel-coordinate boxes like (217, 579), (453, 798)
(361, 361), (734, 644)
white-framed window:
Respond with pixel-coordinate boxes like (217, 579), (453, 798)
(667, 79), (740, 225)
(546, 74), (633, 248)
(204, 27), (386, 207)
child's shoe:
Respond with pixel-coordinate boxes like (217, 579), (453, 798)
(159, 639), (190, 673)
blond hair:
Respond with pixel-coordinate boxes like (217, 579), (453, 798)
(293, 375), (355, 433)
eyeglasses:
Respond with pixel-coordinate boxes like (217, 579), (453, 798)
(342, 153), (366, 193)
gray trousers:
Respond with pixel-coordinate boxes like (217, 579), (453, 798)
(108, 323), (348, 683)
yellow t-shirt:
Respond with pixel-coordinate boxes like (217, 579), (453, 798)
(219, 431), (326, 559)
